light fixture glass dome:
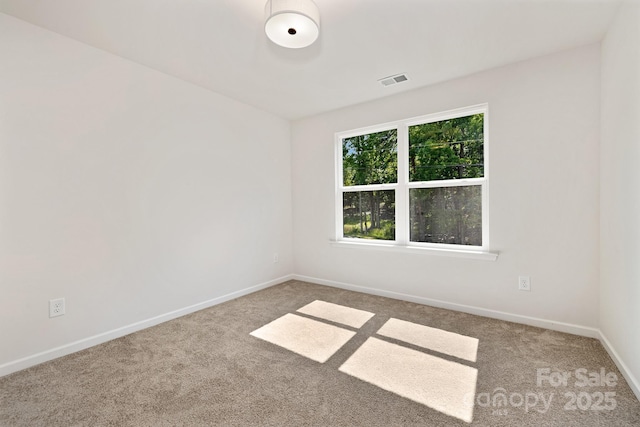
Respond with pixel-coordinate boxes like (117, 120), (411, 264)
(265, 0), (320, 49)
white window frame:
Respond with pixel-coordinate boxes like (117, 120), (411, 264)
(334, 104), (496, 260)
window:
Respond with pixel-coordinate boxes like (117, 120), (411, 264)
(336, 104), (489, 253)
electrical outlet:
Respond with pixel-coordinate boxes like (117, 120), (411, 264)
(273, 253), (279, 263)
(49, 298), (65, 318)
(518, 276), (531, 291)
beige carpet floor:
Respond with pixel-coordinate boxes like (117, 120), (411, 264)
(1, 280), (639, 426)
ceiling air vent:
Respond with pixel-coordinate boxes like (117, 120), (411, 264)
(379, 73), (409, 87)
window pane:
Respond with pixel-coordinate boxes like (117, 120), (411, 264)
(343, 190), (395, 240)
(410, 186), (482, 246)
(343, 129), (397, 186)
(409, 114), (483, 182)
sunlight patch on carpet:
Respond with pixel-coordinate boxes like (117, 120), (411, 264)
(377, 318), (479, 362)
(296, 300), (375, 328)
(250, 313), (356, 363)
(339, 337), (477, 423)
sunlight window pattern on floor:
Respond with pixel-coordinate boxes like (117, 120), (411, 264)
(250, 300), (479, 423)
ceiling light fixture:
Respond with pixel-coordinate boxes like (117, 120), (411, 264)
(264, 0), (320, 49)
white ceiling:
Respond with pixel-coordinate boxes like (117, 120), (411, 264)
(0, 0), (621, 120)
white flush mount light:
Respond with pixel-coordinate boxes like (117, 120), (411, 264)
(265, 0), (320, 49)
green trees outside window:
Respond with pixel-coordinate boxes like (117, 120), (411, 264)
(409, 114), (484, 246)
(339, 108), (486, 248)
(342, 130), (397, 240)
(409, 114), (484, 182)
(343, 129), (397, 186)
(409, 186), (482, 245)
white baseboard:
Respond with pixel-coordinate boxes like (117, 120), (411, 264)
(599, 331), (640, 401)
(0, 274), (294, 378)
(292, 274), (600, 338)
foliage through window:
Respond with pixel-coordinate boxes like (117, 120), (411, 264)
(342, 130), (397, 240)
(337, 105), (488, 250)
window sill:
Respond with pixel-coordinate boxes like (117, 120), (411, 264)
(329, 240), (499, 261)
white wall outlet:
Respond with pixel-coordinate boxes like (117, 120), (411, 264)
(49, 298), (65, 318)
(273, 252), (279, 263)
(518, 276), (531, 291)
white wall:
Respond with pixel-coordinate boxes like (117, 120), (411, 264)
(292, 45), (601, 330)
(0, 14), (292, 370)
(600, 2), (640, 395)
